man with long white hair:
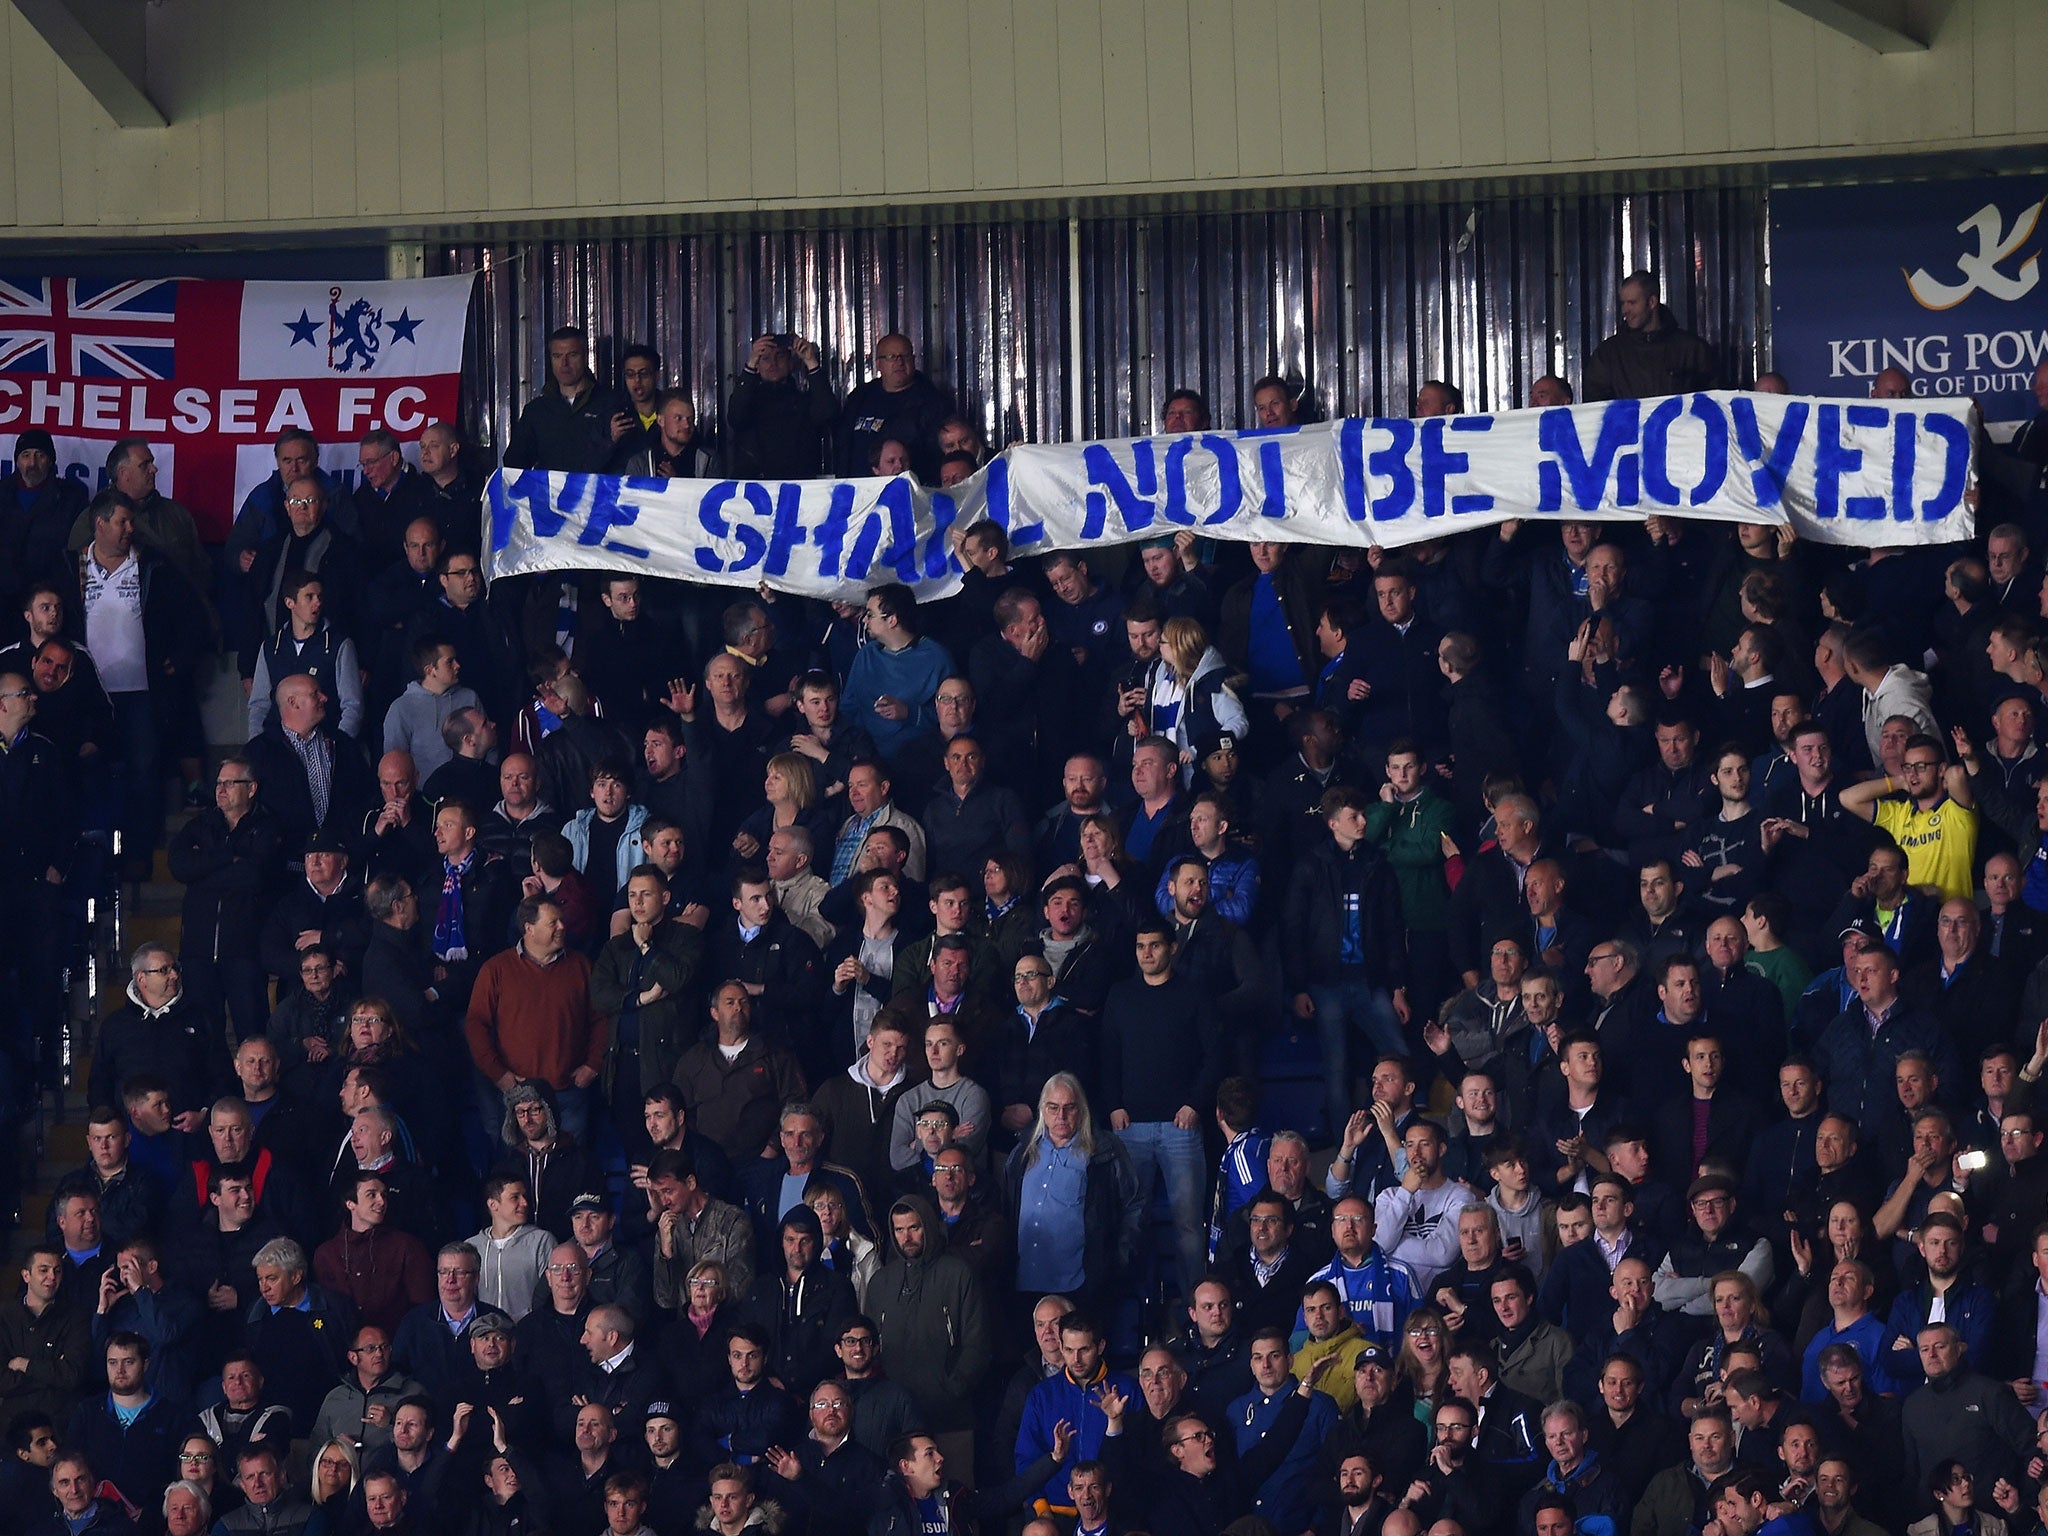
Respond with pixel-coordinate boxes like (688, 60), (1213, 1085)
(1002, 1073), (1143, 1308)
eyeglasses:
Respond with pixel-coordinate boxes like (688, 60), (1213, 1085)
(350, 1342), (390, 1354)
(808, 1399), (845, 1411)
(0, 689), (33, 700)
(437, 1268), (478, 1279)
(445, 566), (480, 579)
(839, 1335), (875, 1348)
(285, 496), (319, 511)
(914, 1118), (953, 1131)
(1173, 1430), (1213, 1448)
(215, 778), (255, 789)
(138, 963), (182, 976)
(179, 1452), (213, 1462)
(1014, 970), (1052, 981)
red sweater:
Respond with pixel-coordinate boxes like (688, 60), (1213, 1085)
(465, 945), (605, 1087)
(312, 1220), (435, 1334)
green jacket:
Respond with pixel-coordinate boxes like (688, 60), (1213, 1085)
(1364, 788), (1454, 931)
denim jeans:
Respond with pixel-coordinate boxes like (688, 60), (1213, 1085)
(1311, 980), (1403, 1142)
(1117, 1119), (1208, 1299)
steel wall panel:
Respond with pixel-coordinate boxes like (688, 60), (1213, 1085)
(438, 185), (1765, 460)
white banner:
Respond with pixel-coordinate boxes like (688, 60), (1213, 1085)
(482, 391), (1979, 603)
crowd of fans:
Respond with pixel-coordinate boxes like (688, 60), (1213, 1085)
(2, 265), (2048, 1536)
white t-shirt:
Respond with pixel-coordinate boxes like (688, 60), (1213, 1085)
(82, 551), (146, 693)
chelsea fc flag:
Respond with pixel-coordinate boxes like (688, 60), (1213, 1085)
(0, 271), (474, 539)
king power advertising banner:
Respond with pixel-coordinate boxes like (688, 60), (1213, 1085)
(486, 391), (1978, 605)
(1772, 175), (2048, 427)
(0, 272), (475, 539)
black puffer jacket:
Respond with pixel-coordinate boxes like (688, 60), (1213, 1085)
(169, 803), (285, 966)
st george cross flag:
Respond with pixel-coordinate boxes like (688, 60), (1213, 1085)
(0, 272), (474, 538)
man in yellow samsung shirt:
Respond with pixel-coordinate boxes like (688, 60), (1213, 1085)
(1838, 733), (1978, 901)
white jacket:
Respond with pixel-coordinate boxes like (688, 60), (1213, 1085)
(1862, 663), (1937, 762)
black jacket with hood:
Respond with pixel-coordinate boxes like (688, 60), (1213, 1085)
(863, 1194), (992, 1432)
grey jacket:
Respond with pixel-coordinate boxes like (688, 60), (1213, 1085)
(890, 1077), (994, 1170)
(381, 679), (480, 783)
(307, 1367), (425, 1454)
(651, 1196), (755, 1309)
(1494, 1319), (1574, 1404)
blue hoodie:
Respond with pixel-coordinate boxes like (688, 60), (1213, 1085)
(844, 637), (956, 761)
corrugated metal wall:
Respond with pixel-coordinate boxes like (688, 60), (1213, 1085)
(438, 185), (1765, 459)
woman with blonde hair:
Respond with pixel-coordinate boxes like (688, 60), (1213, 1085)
(734, 752), (832, 861)
(1074, 812), (1148, 934)
(1158, 615), (1248, 776)
(303, 1438), (360, 1536)
(807, 1182), (879, 1306)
